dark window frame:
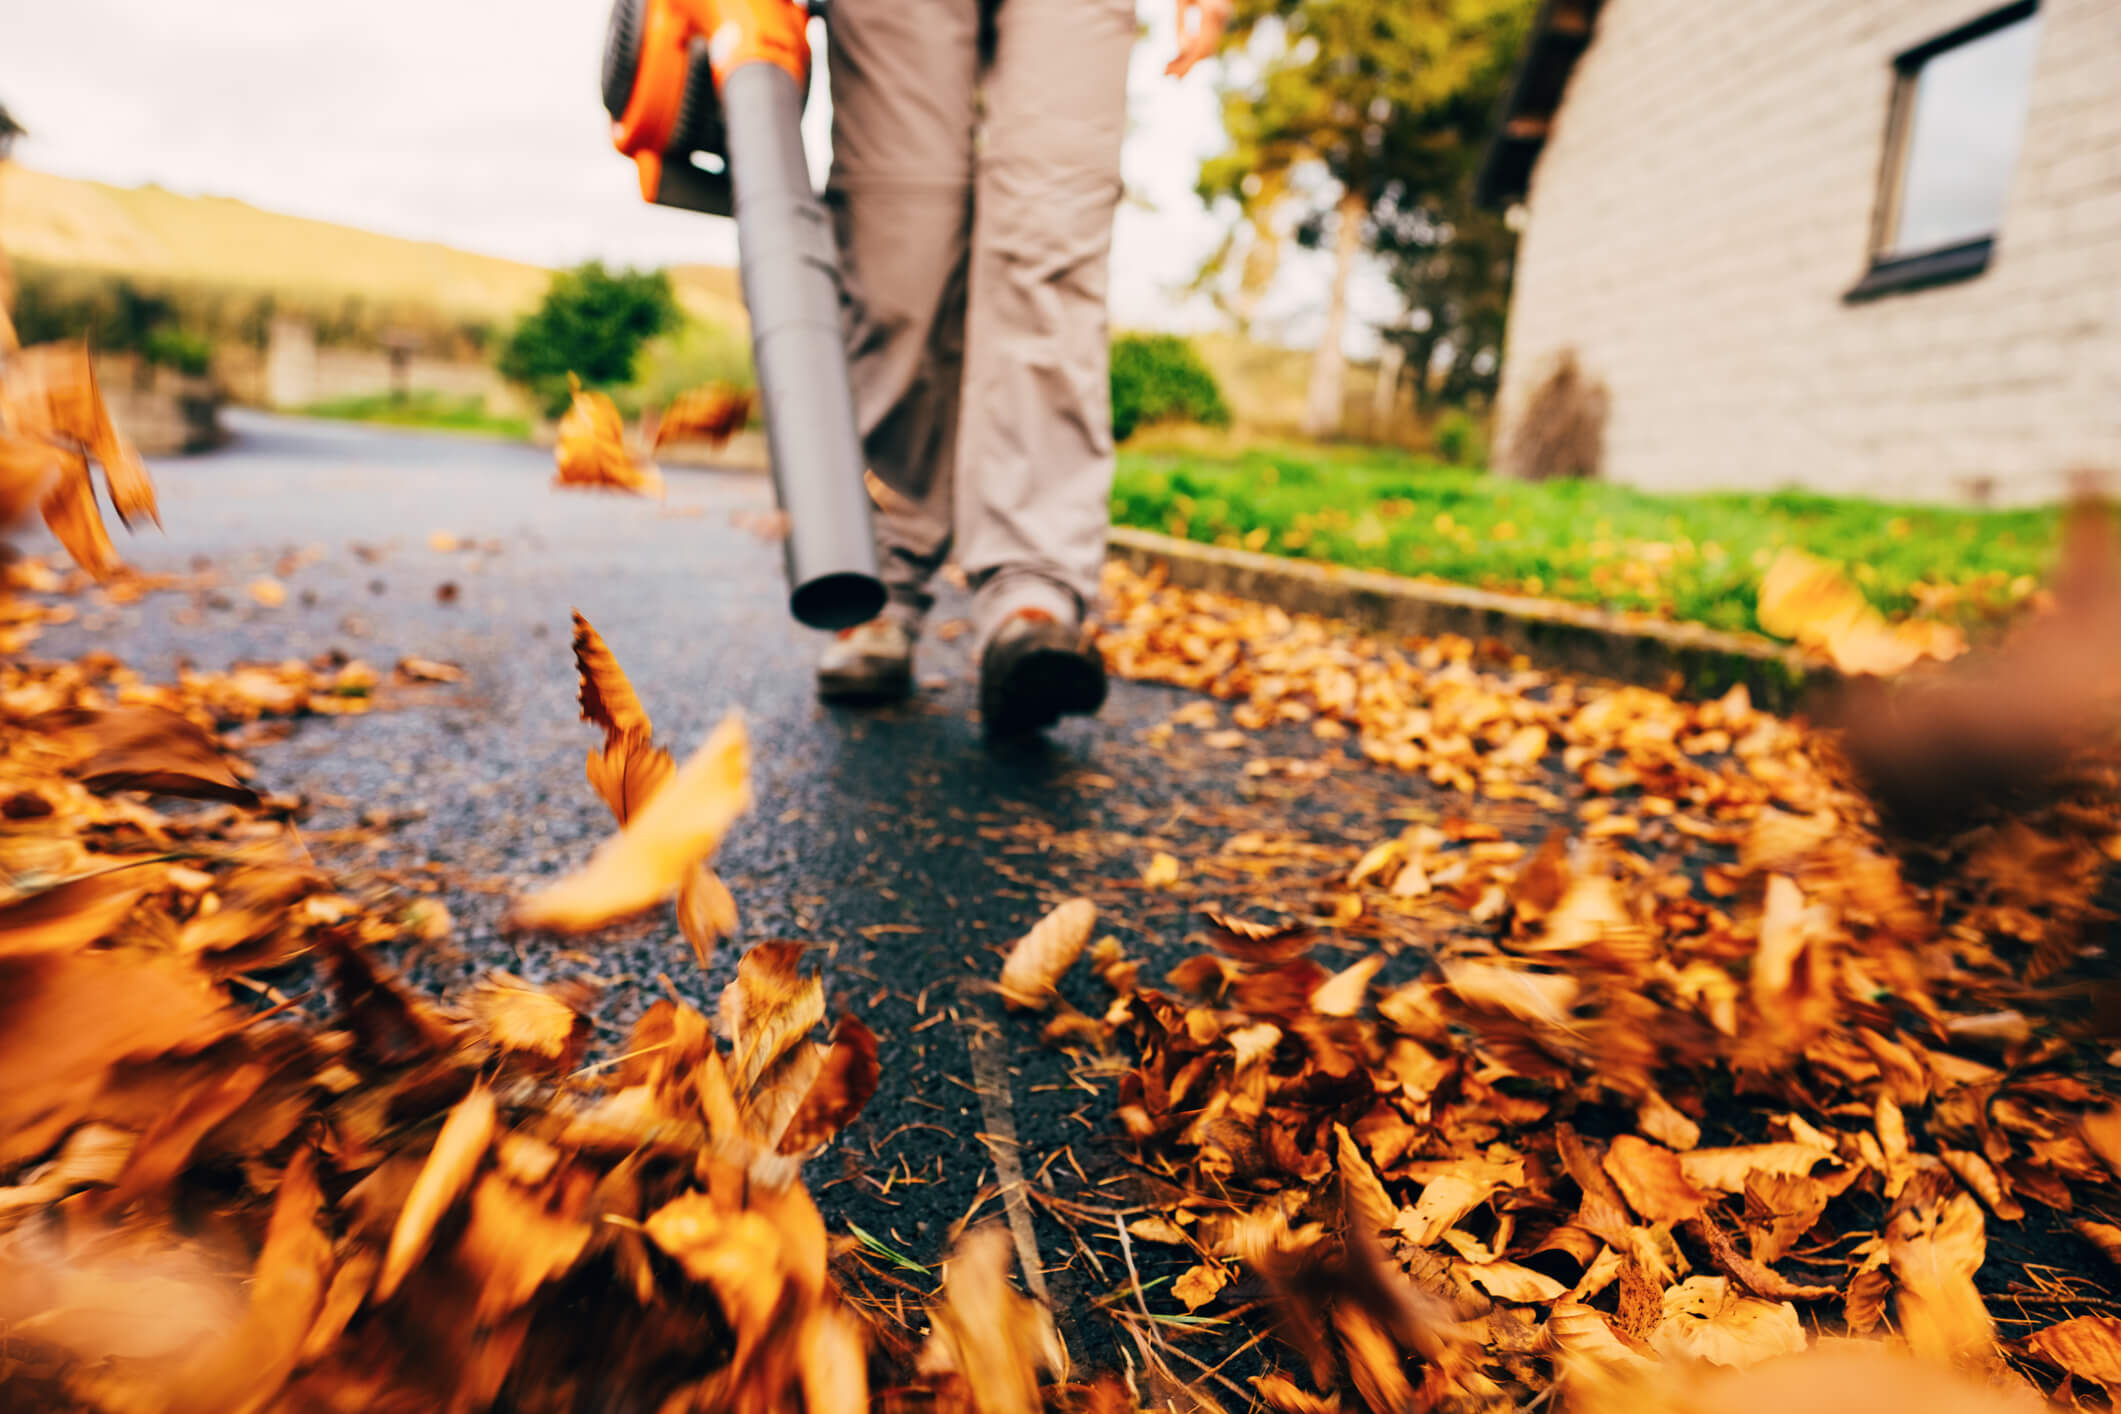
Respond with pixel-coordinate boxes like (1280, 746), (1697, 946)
(1846, 0), (2038, 303)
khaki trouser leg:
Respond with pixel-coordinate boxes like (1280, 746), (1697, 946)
(824, 0), (981, 631)
(959, 0), (1134, 647)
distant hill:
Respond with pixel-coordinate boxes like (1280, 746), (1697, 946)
(0, 166), (747, 332)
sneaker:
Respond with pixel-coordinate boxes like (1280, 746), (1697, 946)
(817, 618), (914, 702)
(977, 608), (1107, 736)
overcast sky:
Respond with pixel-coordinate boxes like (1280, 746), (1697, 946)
(0, 0), (1374, 342)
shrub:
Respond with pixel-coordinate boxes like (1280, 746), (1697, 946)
(141, 327), (213, 377)
(630, 317), (755, 412)
(1110, 333), (1230, 443)
(1432, 408), (1486, 467)
(1502, 348), (1607, 481)
(499, 262), (680, 418)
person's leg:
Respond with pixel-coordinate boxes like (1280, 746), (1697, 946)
(957, 0), (1134, 730)
(822, 0), (980, 638)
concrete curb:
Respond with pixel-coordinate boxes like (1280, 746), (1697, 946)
(1106, 526), (1836, 711)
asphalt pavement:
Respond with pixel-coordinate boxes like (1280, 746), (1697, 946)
(23, 411), (1552, 1364)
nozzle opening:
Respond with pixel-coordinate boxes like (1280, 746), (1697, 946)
(791, 572), (887, 631)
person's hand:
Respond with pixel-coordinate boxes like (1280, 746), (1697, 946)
(1166, 0), (1231, 78)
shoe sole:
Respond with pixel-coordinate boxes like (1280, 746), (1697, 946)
(980, 642), (1107, 737)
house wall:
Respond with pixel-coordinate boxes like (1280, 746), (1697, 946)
(1492, 0), (2121, 504)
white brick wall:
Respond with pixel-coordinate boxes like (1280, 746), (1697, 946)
(1493, 0), (2121, 505)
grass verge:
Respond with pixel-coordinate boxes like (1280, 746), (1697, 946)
(1112, 445), (2061, 636)
(299, 390), (532, 442)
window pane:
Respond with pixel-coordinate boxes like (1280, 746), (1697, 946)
(1891, 14), (2042, 256)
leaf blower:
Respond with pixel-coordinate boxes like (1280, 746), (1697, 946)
(602, 0), (884, 631)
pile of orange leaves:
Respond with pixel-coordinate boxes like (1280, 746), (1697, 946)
(0, 349), (962, 1412)
(1012, 564), (2121, 1410)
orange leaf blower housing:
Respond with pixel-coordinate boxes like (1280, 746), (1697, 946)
(603, 0), (810, 215)
(602, 0), (884, 630)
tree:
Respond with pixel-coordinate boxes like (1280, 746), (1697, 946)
(499, 262), (680, 417)
(1366, 32), (1528, 419)
(1196, 0), (1534, 436)
(1, 100), (23, 351)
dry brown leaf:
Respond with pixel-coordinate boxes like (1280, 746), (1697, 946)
(998, 897), (1097, 1011)
(1252, 1372), (1343, 1414)
(727, 941), (826, 1095)
(1743, 1166), (1857, 1266)
(1173, 1260), (1230, 1311)
(101, 1063), (267, 1212)
(513, 713), (750, 931)
(39, 455), (120, 579)
(1335, 1306), (1415, 1414)
(1678, 1138), (1835, 1195)
(554, 374), (663, 497)
(1336, 1123), (1397, 1240)
(1637, 1090), (1701, 1151)
(1886, 1175), (1992, 1367)
(457, 1174), (593, 1323)
(1524, 871), (1646, 961)
(0, 949), (228, 1168)
(378, 1086), (495, 1299)
(0, 432), (62, 525)
(1844, 1268), (1891, 1335)
(0, 873), (148, 958)
(1648, 1276), (1806, 1368)
(2081, 1107), (2121, 1181)
(1126, 1216), (1191, 1245)
(395, 655), (465, 683)
(1603, 1135), (1709, 1225)
(775, 1016), (880, 1154)
(642, 1189), (793, 1342)
(1462, 1259), (1568, 1304)
(653, 383), (752, 449)
(1547, 1302), (1658, 1373)
(1940, 1148), (2024, 1222)
(1143, 851), (1183, 888)
(1203, 912), (1315, 964)
(676, 861), (739, 971)
(1437, 957), (1578, 1028)
(1757, 547), (1961, 676)
(1311, 953), (1383, 1018)
(922, 1225), (1065, 1414)
(2027, 1314), (2121, 1395)
(586, 734), (676, 826)
(571, 610), (653, 740)
(37, 704), (260, 805)
(1688, 1211), (1838, 1302)
(2075, 1219), (2121, 1272)
(469, 975), (582, 1062)
(1397, 1171), (1501, 1248)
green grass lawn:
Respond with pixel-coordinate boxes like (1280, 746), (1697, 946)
(299, 391), (532, 442)
(1112, 446), (2062, 637)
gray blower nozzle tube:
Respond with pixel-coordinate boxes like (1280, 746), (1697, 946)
(721, 61), (885, 631)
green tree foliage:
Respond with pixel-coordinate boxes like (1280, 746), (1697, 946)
(1110, 334), (1231, 442)
(13, 267), (213, 372)
(499, 262), (680, 417)
(1197, 0), (1535, 431)
(1365, 10), (1529, 417)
